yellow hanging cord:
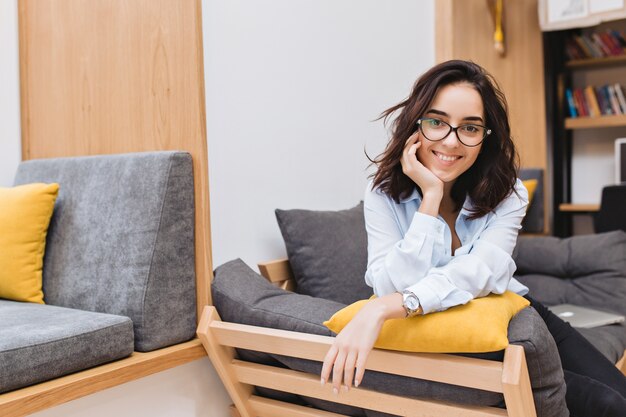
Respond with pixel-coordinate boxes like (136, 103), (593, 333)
(494, 0), (505, 55)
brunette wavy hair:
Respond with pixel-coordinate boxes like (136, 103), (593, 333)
(369, 60), (519, 220)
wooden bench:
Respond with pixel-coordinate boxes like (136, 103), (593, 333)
(1, 1), (211, 415)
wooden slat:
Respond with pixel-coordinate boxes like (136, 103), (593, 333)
(558, 203), (600, 212)
(196, 307), (256, 417)
(210, 317), (504, 393)
(277, 279), (296, 292)
(0, 339), (206, 417)
(233, 361), (507, 417)
(258, 258), (294, 283)
(566, 55), (626, 70)
(617, 350), (626, 376)
(18, 0), (212, 312)
(250, 395), (348, 417)
(229, 404), (242, 417)
(434, 0), (454, 65)
(565, 114), (626, 129)
(501, 345), (537, 417)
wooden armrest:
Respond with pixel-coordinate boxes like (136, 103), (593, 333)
(258, 258), (295, 291)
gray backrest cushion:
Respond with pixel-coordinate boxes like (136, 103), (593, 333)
(513, 231), (626, 318)
(13, 151), (197, 351)
(212, 259), (568, 417)
(275, 202), (372, 305)
(514, 230), (626, 278)
(212, 259), (344, 334)
(519, 168), (544, 234)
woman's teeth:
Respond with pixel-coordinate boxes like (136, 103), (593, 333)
(435, 152), (460, 162)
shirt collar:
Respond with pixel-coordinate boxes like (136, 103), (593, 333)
(400, 187), (474, 217)
(399, 187), (420, 203)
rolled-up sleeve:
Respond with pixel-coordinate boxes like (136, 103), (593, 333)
(406, 180), (529, 314)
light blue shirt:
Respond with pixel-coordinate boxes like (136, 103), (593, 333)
(364, 178), (530, 314)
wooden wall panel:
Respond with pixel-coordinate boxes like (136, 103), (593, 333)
(435, 0), (547, 172)
(18, 0), (212, 312)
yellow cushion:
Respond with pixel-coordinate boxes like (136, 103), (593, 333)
(522, 179), (538, 207)
(324, 291), (530, 353)
(0, 183), (59, 303)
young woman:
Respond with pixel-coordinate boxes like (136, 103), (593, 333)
(320, 60), (626, 416)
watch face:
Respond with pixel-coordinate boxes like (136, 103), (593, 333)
(405, 295), (420, 310)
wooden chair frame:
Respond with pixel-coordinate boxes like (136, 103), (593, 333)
(198, 259), (540, 417)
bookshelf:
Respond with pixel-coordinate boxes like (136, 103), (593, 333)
(544, 21), (626, 237)
(558, 203), (600, 212)
(565, 114), (626, 129)
(565, 54), (626, 69)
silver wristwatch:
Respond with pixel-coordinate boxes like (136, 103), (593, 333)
(401, 290), (421, 318)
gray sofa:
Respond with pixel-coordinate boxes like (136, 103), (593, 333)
(211, 181), (626, 416)
(0, 151), (197, 393)
(212, 259), (570, 417)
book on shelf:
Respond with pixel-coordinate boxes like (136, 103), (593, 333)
(607, 85), (621, 115)
(594, 86), (611, 116)
(600, 32), (623, 56)
(615, 83), (626, 113)
(566, 84), (626, 118)
(584, 86), (601, 117)
(566, 30), (626, 60)
(565, 89), (578, 118)
(611, 30), (626, 51)
(573, 88), (588, 117)
(592, 33), (612, 57)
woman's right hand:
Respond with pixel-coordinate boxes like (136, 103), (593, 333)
(320, 303), (384, 394)
(401, 132), (444, 197)
(320, 293), (405, 393)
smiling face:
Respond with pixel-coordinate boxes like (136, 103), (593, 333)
(416, 82), (484, 187)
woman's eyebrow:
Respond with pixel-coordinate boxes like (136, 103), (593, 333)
(425, 109), (484, 123)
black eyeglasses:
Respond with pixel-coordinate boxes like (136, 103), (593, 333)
(416, 118), (491, 147)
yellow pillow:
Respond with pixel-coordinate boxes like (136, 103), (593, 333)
(522, 179), (538, 207)
(0, 183), (59, 303)
(324, 291), (529, 353)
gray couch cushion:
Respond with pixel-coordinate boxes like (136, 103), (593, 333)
(212, 259), (344, 335)
(212, 259), (568, 417)
(513, 231), (626, 284)
(13, 151), (196, 351)
(577, 324), (626, 364)
(0, 299), (133, 393)
(275, 202), (372, 305)
(513, 231), (626, 364)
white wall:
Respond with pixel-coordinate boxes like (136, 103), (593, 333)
(0, 0), (21, 187)
(1, 1), (435, 416)
(206, 0), (435, 268)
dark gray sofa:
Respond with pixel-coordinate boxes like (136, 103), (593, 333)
(212, 259), (569, 417)
(209, 167), (626, 416)
(0, 151), (197, 393)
